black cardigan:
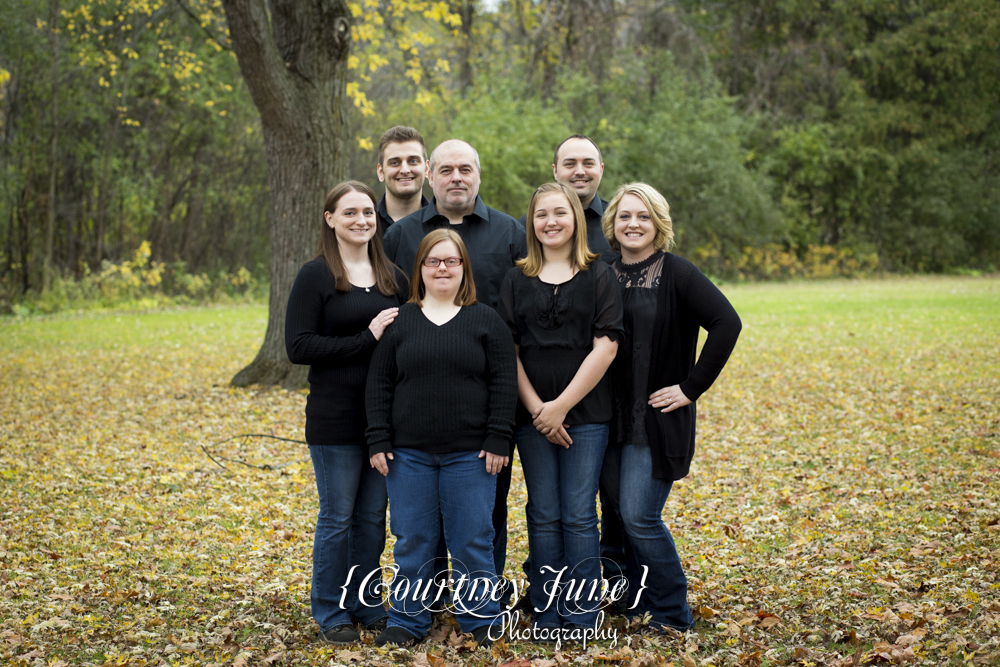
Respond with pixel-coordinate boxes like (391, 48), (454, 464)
(631, 252), (742, 480)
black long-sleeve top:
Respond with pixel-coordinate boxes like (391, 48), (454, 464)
(284, 258), (408, 447)
(365, 303), (518, 457)
(497, 261), (625, 426)
(610, 251), (741, 480)
(383, 196), (527, 310)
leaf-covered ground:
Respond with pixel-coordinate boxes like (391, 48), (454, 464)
(2, 276), (998, 667)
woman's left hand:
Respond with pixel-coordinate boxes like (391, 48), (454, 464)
(370, 452), (393, 476)
(649, 385), (692, 413)
(479, 450), (509, 475)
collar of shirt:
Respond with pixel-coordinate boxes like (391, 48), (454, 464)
(422, 195), (491, 225)
(585, 195), (607, 221)
(377, 194), (430, 225)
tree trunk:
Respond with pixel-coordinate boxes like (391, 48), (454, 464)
(221, 0), (350, 389)
(43, 0), (61, 292)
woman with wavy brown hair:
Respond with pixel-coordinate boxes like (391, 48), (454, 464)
(285, 180), (407, 644)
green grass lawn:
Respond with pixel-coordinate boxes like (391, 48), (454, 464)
(1, 276), (998, 667)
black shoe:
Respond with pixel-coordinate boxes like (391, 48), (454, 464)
(374, 626), (420, 647)
(363, 617), (388, 633)
(318, 624), (360, 644)
(471, 625), (495, 648)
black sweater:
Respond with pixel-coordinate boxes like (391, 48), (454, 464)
(285, 258), (408, 447)
(613, 252), (741, 480)
(365, 303), (518, 457)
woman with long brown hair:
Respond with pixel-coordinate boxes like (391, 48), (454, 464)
(285, 180), (407, 644)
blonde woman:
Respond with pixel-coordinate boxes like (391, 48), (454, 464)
(600, 182), (741, 631)
(497, 182), (623, 637)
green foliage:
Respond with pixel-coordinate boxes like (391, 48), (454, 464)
(5, 241), (266, 315)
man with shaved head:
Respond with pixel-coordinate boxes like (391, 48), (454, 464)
(382, 138), (526, 601)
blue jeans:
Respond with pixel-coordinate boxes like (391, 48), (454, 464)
(309, 444), (388, 631)
(385, 448), (502, 638)
(516, 423), (608, 628)
(599, 443), (694, 631)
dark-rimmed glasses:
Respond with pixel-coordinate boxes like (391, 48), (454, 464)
(422, 257), (463, 268)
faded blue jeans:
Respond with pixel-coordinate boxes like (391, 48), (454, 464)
(516, 423), (608, 629)
(599, 442), (694, 631)
(309, 444), (388, 632)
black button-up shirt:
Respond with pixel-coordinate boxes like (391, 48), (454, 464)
(383, 196), (528, 310)
(376, 194), (431, 237)
(520, 195), (616, 264)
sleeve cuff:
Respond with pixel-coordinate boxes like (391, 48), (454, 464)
(482, 434), (512, 457)
(368, 440), (392, 457)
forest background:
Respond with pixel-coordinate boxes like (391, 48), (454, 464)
(2, 0), (999, 318)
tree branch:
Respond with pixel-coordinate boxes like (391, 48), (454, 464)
(173, 0), (232, 52)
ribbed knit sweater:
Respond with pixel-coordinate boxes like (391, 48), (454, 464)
(365, 302), (517, 457)
(284, 258), (408, 447)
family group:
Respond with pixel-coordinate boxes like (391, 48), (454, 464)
(283, 126), (742, 648)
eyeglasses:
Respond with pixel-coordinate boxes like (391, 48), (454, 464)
(422, 257), (463, 268)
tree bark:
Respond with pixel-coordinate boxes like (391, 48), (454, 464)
(43, 0), (61, 292)
(221, 0), (350, 389)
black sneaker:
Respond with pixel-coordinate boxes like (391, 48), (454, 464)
(318, 624), (360, 644)
(471, 624), (495, 648)
(374, 626), (420, 647)
(363, 617), (388, 633)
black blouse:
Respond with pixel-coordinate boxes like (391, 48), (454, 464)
(610, 251), (665, 447)
(497, 261), (624, 426)
(285, 258), (408, 447)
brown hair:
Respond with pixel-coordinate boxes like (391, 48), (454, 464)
(517, 182), (598, 278)
(408, 229), (477, 307)
(552, 134), (602, 167)
(316, 181), (400, 295)
(602, 182), (675, 253)
(378, 126), (427, 166)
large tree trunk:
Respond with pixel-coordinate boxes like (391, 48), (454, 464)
(221, 0), (350, 389)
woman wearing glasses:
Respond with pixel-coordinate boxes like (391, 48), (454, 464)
(284, 181), (407, 644)
(366, 228), (517, 648)
(497, 182), (623, 636)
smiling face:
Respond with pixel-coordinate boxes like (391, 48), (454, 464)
(420, 239), (464, 301)
(428, 141), (481, 216)
(613, 193), (657, 260)
(325, 190), (377, 249)
(377, 140), (426, 199)
(532, 192), (577, 253)
(553, 137), (604, 208)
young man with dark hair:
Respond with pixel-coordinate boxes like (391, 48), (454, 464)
(375, 126), (430, 233)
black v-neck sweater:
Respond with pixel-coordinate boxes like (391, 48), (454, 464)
(365, 302), (517, 457)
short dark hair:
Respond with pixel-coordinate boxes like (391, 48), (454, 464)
(378, 126), (427, 166)
(552, 134), (602, 167)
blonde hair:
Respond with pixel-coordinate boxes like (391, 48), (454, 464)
(408, 229), (478, 307)
(602, 182), (675, 253)
(517, 182), (598, 278)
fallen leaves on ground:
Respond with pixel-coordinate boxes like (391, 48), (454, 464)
(1, 277), (998, 666)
